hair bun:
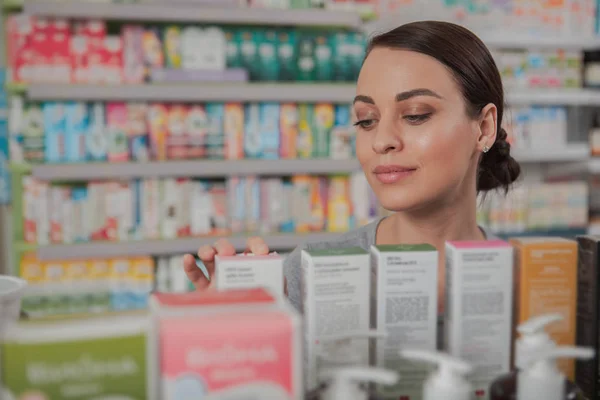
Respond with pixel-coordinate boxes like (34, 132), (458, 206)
(477, 127), (521, 192)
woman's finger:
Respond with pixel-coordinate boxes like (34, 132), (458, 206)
(183, 253), (211, 290)
(246, 236), (269, 255)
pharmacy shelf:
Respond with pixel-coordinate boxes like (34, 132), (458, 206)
(31, 159), (361, 181)
(26, 83), (356, 103)
(364, 17), (600, 50)
(506, 89), (600, 106)
(35, 232), (340, 260)
(27, 84), (600, 105)
(494, 228), (588, 239)
(23, 0), (362, 28)
(480, 33), (600, 50)
(511, 144), (589, 163)
(587, 159), (600, 173)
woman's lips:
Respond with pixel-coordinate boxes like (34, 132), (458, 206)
(373, 165), (417, 184)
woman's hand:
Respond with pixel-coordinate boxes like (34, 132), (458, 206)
(183, 237), (270, 291)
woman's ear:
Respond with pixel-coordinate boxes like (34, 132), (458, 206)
(476, 103), (498, 152)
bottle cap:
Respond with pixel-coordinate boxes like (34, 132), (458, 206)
(515, 313), (563, 369)
(400, 349), (473, 400)
(518, 346), (595, 400)
(321, 366), (399, 400)
(320, 330), (388, 366)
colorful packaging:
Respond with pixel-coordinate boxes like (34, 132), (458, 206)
(64, 259), (90, 314)
(86, 102), (108, 161)
(314, 31), (334, 81)
(209, 182), (229, 235)
(64, 102), (89, 163)
(186, 104), (209, 159)
(313, 103), (334, 157)
(297, 104), (314, 158)
(371, 244), (438, 400)
(149, 288), (302, 400)
(22, 177), (49, 244)
(19, 253), (45, 317)
(277, 29), (297, 81)
(224, 28), (242, 69)
(49, 186), (70, 244)
(257, 29), (280, 81)
(238, 29), (260, 80)
(122, 25), (146, 84)
(260, 102), (281, 159)
(71, 187), (89, 243)
(190, 180), (213, 236)
(142, 178), (161, 239)
(292, 175), (312, 233)
(227, 177), (246, 234)
(301, 247), (370, 390)
(129, 256), (155, 309)
(87, 181), (108, 241)
(260, 177), (285, 234)
(163, 25), (182, 68)
(215, 253), (285, 296)
(127, 102), (150, 162)
(309, 177), (328, 232)
(224, 103), (245, 159)
(296, 31), (316, 81)
(148, 103), (169, 161)
(205, 103), (225, 159)
(280, 180), (296, 232)
(510, 237), (578, 379)
(105, 102), (129, 162)
(279, 103), (299, 159)
(43, 259), (69, 316)
(43, 102), (67, 163)
(445, 240), (514, 399)
(245, 176), (261, 233)
(331, 104), (354, 159)
(109, 258), (132, 311)
(88, 258), (111, 313)
(327, 176), (352, 232)
(2, 315), (149, 400)
(22, 103), (46, 163)
(142, 27), (164, 81)
(160, 178), (180, 240)
(165, 104), (188, 160)
(244, 103), (261, 158)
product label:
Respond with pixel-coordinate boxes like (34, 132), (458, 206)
(373, 247), (438, 399)
(160, 311), (295, 399)
(302, 250), (370, 389)
(3, 333), (147, 400)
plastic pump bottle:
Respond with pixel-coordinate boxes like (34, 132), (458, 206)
(400, 349), (474, 400)
(517, 346), (595, 400)
(489, 314), (583, 400)
(307, 330), (388, 400)
(319, 366), (399, 400)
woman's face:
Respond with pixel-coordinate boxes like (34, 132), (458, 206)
(354, 48), (482, 212)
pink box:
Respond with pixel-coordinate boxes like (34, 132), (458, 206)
(149, 288), (303, 400)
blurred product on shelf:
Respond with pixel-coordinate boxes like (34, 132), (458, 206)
(374, 0), (597, 38)
(149, 288), (302, 400)
(503, 106), (569, 151)
(8, 98), (355, 164)
(494, 50), (582, 89)
(20, 253), (154, 318)
(3, 314), (149, 400)
(5, 16), (365, 85)
(21, 173), (379, 245)
(476, 181), (589, 234)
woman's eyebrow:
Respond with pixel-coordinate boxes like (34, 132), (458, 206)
(353, 89), (443, 105)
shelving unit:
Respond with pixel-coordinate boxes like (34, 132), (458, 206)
(26, 84), (600, 106)
(511, 143), (589, 163)
(23, 0), (363, 27)
(34, 232), (340, 260)
(26, 83), (357, 103)
(30, 159), (361, 181)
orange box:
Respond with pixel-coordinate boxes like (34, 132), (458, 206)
(510, 237), (578, 379)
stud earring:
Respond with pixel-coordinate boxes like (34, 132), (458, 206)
(482, 145), (489, 153)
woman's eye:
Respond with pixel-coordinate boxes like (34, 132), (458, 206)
(404, 113), (431, 124)
(353, 119), (375, 129)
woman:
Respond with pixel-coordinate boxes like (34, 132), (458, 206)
(182, 20), (521, 313)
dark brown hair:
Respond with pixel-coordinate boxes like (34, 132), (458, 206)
(366, 21), (521, 193)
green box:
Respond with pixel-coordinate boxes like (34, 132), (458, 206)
(3, 315), (149, 400)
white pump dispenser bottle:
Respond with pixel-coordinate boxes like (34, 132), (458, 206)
(320, 366), (399, 400)
(517, 346), (595, 400)
(515, 313), (563, 368)
(400, 349), (474, 400)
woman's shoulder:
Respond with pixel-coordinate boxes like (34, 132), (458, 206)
(305, 217), (382, 252)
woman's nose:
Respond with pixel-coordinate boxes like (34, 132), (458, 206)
(372, 121), (403, 154)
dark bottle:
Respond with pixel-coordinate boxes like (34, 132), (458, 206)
(490, 370), (587, 400)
